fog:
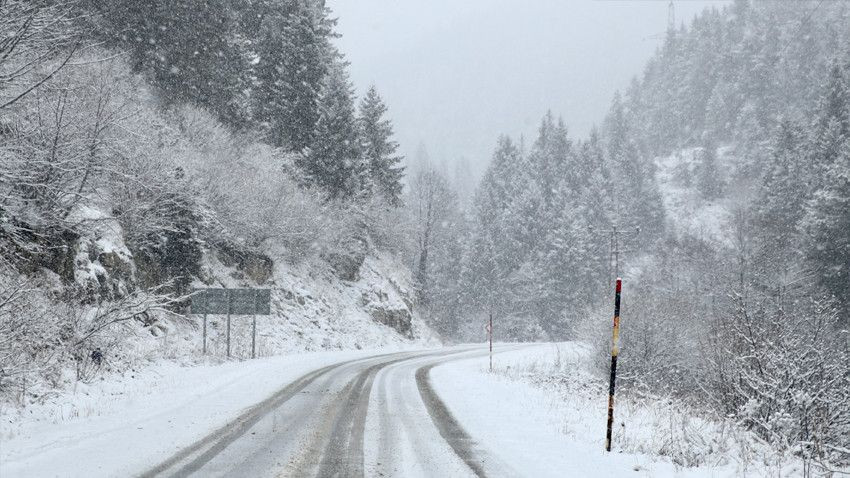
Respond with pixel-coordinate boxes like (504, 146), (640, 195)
(330, 0), (731, 176)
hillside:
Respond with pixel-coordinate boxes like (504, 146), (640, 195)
(0, 0), (434, 410)
(427, 0), (850, 469)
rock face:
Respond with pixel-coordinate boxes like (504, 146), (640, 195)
(359, 278), (414, 338)
(216, 242), (273, 284)
(323, 237), (368, 282)
(366, 305), (413, 338)
(74, 237), (137, 301)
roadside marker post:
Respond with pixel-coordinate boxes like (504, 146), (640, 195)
(202, 314), (207, 355)
(605, 278), (622, 452)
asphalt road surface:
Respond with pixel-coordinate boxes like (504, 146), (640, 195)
(142, 346), (525, 478)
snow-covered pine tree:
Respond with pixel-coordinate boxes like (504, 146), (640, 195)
(808, 63), (850, 191)
(358, 86), (404, 206)
(697, 139), (724, 200)
(464, 136), (524, 314)
(251, 0), (335, 151)
(302, 59), (366, 200)
(95, 0), (245, 126)
(604, 92), (665, 241)
(805, 133), (850, 318)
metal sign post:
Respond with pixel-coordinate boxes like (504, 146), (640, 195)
(605, 278), (623, 452)
(191, 288), (271, 359)
(226, 292), (232, 358)
(251, 314), (257, 359)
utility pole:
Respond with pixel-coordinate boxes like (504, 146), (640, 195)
(590, 224), (640, 289)
(667, 0), (675, 34)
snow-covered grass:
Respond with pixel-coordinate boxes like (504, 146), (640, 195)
(432, 343), (817, 477)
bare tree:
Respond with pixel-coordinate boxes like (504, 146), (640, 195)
(0, 0), (78, 110)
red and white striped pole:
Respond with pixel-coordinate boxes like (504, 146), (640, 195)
(605, 278), (622, 452)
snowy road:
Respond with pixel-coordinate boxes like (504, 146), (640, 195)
(140, 345), (524, 478)
(3, 343), (718, 477)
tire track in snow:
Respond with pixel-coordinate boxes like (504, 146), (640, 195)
(141, 352), (410, 478)
(416, 361), (523, 478)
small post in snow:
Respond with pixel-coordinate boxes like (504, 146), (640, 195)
(202, 314), (207, 355)
(489, 313), (493, 372)
(226, 292), (232, 359)
(251, 314), (257, 359)
(605, 278), (622, 452)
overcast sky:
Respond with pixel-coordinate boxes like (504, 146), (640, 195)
(328, 0), (731, 175)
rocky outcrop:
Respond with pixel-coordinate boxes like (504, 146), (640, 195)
(74, 237), (136, 301)
(366, 305), (413, 338)
(216, 242), (273, 284)
(359, 282), (414, 338)
(323, 237), (367, 282)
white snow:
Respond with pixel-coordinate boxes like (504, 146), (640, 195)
(1, 343), (822, 477)
(0, 349), (408, 478)
(430, 343), (808, 477)
(655, 147), (732, 245)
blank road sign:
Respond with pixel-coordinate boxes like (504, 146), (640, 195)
(255, 289), (271, 315)
(230, 289), (258, 315)
(191, 288), (272, 315)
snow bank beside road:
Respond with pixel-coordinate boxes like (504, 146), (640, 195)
(429, 343), (803, 477)
(0, 349), (404, 478)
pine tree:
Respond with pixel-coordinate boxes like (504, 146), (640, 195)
(251, 0), (335, 151)
(466, 136), (528, 313)
(358, 86), (404, 206)
(753, 120), (809, 291)
(697, 140), (724, 200)
(95, 0), (246, 125)
(809, 64), (850, 190)
(605, 93), (666, 241)
(302, 60), (365, 200)
(805, 142), (850, 316)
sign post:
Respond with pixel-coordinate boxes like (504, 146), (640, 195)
(191, 288), (271, 359)
(226, 292), (232, 358)
(252, 314), (257, 359)
(605, 278), (623, 452)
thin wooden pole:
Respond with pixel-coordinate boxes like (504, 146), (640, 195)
(202, 314), (207, 355)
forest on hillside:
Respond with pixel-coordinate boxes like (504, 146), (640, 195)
(1, 0), (849, 470)
(412, 0), (850, 468)
(1, 0), (419, 398)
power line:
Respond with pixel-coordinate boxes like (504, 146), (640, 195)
(776, 0), (825, 58)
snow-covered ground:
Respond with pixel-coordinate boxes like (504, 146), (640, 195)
(431, 343), (810, 477)
(0, 348), (411, 477)
(1, 342), (820, 477)
(654, 147), (734, 245)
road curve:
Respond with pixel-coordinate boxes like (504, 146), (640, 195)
(142, 345), (525, 478)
